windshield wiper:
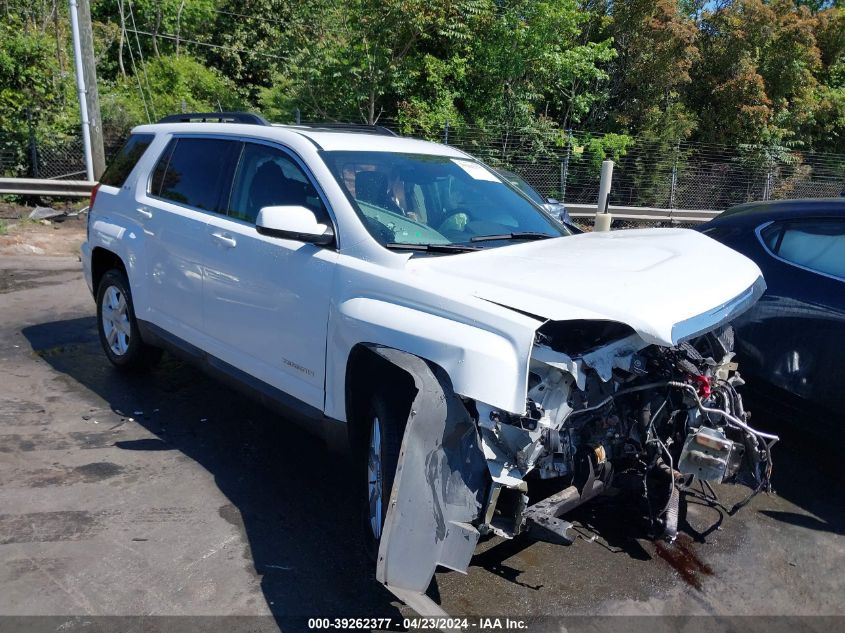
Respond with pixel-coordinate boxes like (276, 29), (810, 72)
(385, 242), (481, 253)
(469, 232), (555, 243)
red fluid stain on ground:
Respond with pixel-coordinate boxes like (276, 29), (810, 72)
(654, 534), (714, 590)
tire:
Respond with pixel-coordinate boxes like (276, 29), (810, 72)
(362, 392), (407, 561)
(96, 269), (161, 371)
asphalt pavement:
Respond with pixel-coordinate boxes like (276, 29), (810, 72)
(0, 255), (842, 632)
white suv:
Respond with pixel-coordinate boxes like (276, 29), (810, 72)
(82, 112), (777, 616)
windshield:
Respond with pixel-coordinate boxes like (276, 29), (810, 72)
(322, 151), (568, 249)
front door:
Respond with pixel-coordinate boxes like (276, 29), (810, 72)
(201, 141), (337, 411)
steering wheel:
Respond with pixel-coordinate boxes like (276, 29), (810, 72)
(437, 209), (472, 234)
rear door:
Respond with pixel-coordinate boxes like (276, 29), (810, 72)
(201, 140), (337, 410)
(138, 136), (240, 343)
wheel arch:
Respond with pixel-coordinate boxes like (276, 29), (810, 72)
(327, 298), (537, 424)
(344, 344), (421, 456)
(91, 247), (127, 294)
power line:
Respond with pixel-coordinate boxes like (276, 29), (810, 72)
(117, 0), (150, 123)
(126, 0), (156, 120)
(125, 28), (289, 60)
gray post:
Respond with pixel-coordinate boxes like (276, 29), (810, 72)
(560, 129), (572, 202)
(443, 120), (449, 145)
(669, 139), (679, 209)
(295, 108), (301, 125)
(596, 160), (614, 212)
(26, 107), (39, 178)
(594, 160), (614, 232)
(68, 0), (94, 181)
(77, 0), (105, 179)
(764, 163), (774, 201)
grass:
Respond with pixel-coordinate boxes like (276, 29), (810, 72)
(0, 220), (7, 235)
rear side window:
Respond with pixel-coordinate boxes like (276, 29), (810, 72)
(99, 133), (154, 187)
(762, 219), (845, 280)
(149, 137), (240, 212)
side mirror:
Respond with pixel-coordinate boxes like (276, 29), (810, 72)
(256, 205), (334, 246)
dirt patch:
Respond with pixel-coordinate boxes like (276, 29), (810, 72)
(0, 201), (85, 220)
(0, 206), (86, 258)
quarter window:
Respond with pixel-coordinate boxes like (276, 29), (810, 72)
(100, 133), (154, 187)
(759, 223), (782, 251)
(226, 142), (327, 224)
(149, 138), (239, 212)
(762, 219), (845, 280)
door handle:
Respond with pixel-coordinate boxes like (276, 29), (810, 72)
(211, 232), (237, 248)
(136, 207), (153, 219)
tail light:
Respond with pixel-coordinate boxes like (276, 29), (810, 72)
(89, 182), (101, 210)
(87, 183), (101, 241)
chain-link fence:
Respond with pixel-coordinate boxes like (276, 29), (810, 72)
(0, 131), (28, 178)
(436, 125), (845, 211)
(4, 113), (845, 212)
(596, 140), (844, 210)
(0, 116), (124, 181)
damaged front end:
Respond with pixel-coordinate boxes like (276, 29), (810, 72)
(376, 322), (779, 616)
(474, 322), (778, 546)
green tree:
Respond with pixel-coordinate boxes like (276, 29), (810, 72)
(102, 53), (245, 131)
(206, 0), (294, 99)
(691, 0), (823, 146)
(266, 0), (485, 124)
(464, 0), (615, 130)
(607, 0), (700, 140)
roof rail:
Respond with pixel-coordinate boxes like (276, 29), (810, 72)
(296, 122), (398, 137)
(157, 112), (270, 126)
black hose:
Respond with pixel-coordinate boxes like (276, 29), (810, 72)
(655, 459), (679, 541)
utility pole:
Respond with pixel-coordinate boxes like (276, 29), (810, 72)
(71, 0), (105, 180)
(69, 0), (94, 181)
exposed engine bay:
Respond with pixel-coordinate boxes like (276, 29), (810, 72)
(473, 322), (779, 544)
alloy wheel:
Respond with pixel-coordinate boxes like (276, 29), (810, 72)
(101, 285), (131, 356)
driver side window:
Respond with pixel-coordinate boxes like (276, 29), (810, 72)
(226, 143), (327, 224)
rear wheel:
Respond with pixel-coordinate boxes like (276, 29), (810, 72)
(362, 393), (406, 560)
(96, 269), (161, 370)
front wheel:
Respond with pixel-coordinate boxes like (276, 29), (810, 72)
(96, 269), (160, 370)
(362, 393), (406, 560)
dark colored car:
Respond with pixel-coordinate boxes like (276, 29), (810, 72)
(698, 199), (845, 428)
(495, 168), (572, 225)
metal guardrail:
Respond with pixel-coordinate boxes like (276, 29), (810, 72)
(567, 203), (721, 225)
(0, 177), (96, 198)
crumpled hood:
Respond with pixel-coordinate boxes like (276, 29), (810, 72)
(408, 228), (765, 346)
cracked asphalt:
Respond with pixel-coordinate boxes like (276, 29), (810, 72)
(0, 254), (843, 632)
